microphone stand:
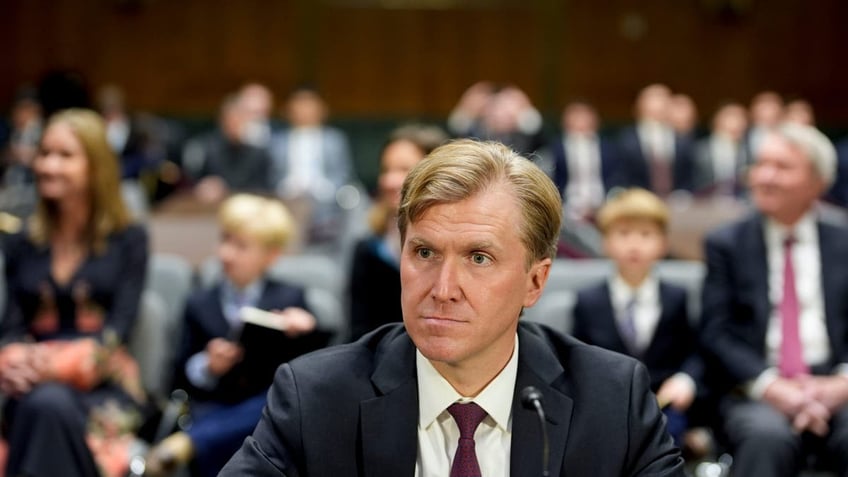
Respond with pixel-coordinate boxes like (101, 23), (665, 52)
(521, 386), (550, 477)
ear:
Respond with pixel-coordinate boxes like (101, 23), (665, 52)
(523, 257), (552, 308)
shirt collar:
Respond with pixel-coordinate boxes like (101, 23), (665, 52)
(764, 211), (817, 246)
(222, 277), (266, 306)
(609, 272), (659, 307)
(416, 334), (519, 433)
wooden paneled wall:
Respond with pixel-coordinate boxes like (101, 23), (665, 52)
(2, 0), (847, 125)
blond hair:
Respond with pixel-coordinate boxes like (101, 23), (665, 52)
(398, 139), (561, 267)
(218, 194), (295, 250)
(596, 188), (669, 234)
(30, 108), (131, 253)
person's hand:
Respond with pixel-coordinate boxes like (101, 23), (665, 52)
(762, 377), (808, 419)
(0, 343), (41, 396)
(656, 375), (695, 411)
(276, 307), (317, 338)
(803, 374), (848, 413)
(792, 399), (831, 437)
(206, 338), (244, 376)
(194, 176), (228, 204)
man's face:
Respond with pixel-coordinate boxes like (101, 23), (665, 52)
(400, 184), (550, 373)
(749, 134), (824, 224)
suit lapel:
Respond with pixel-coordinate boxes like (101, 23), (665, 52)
(817, 222), (845, 360)
(743, 215), (771, 329)
(360, 332), (419, 477)
(205, 285), (233, 338)
(597, 283), (631, 355)
(511, 325), (573, 477)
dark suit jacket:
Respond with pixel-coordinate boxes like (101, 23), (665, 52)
(183, 130), (274, 192)
(220, 322), (684, 476)
(613, 126), (693, 193)
(572, 280), (703, 393)
(174, 279), (329, 404)
(348, 236), (402, 341)
(549, 134), (617, 201)
(700, 214), (848, 393)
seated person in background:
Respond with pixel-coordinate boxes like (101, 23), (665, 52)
(572, 188), (704, 451)
(269, 86), (354, 243)
(547, 101), (617, 220)
(348, 124), (447, 341)
(448, 81), (544, 156)
(146, 194), (324, 477)
(614, 84), (694, 196)
(701, 123), (848, 477)
(692, 102), (750, 197)
(0, 108), (149, 477)
(182, 94), (274, 204)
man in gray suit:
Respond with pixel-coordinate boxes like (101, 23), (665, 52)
(220, 139), (683, 476)
(269, 86), (354, 243)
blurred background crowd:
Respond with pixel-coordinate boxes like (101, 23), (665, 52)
(2, 0), (848, 476)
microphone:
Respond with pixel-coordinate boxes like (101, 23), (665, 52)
(520, 386), (550, 477)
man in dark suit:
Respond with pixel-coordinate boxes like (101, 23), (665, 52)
(572, 189), (703, 447)
(220, 139), (683, 476)
(548, 101), (617, 217)
(614, 84), (694, 196)
(701, 123), (848, 477)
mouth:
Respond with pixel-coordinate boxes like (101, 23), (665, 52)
(422, 316), (463, 324)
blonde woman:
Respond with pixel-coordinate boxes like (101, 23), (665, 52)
(0, 108), (148, 477)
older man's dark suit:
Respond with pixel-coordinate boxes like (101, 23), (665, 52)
(700, 214), (848, 476)
(572, 281), (702, 393)
(220, 322), (684, 477)
(701, 214), (848, 390)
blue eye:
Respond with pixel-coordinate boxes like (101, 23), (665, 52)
(470, 253), (491, 265)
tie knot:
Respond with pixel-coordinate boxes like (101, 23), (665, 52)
(447, 402), (487, 438)
(784, 234), (796, 249)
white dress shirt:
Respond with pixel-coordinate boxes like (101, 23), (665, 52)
(748, 213), (831, 398)
(563, 134), (605, 214)
(708, 134), (740, 185)
(283, 127), (331, 199)
(415, 335), (518, 477)
(609, 274), (662, 354)
(637, 120), (675, 164)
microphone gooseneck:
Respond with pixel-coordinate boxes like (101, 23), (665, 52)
(520, 386), (550, 477)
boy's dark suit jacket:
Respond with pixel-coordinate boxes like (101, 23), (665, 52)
(572, 280), (703, 393)
(175, 278), (330, 404)
(700, 214), (848, 393)
(219, 322), (684, 477)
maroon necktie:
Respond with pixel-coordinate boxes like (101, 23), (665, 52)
(779, 236), (808, 377)
(447, 402), (488, 477)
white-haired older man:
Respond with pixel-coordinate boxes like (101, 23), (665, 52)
(701, 123), (848, 476)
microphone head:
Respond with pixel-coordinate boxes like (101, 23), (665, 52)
(520, 386), (544, 409)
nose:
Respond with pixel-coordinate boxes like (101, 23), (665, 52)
(35, 153), (61, 173)
(431, 257), (463, 303)
(751, 163), (776, 185)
